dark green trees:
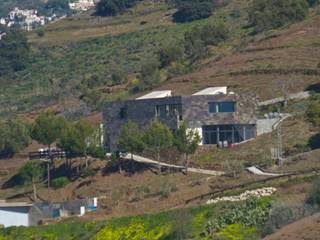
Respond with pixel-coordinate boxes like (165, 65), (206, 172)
(31, 112), (66, 151)
(172, 0), (214, 23)
(248, 0), (309, 33)
(18, 161), (44, 201)
(0, 119), (31, 158)
(95, 0), (140, 16)
(173, 123), (201, 172)
(0, 28), (30, 76)
(143, 121), (173, 167)
(118, 120), (144, 158)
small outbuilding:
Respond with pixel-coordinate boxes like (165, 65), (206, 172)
(0, 202), (42, 228)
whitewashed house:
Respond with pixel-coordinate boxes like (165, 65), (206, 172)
(0, 202), (42, 227)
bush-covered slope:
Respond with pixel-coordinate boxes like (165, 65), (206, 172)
(1, 0), (319, 118)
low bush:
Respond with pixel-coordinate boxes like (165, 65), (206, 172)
(173, 1), (214, 23)
(94, 220), (170, 240)
(307, 94), (320, 126)
(205, 197), (272, 235)
(51, 177), (70, 189)
(306, 178), (320, 206)
(248, 0), (309, 33)
(308, 133), (320, 150)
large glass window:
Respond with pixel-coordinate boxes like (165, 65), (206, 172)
(208, 102), (235, 113)
(202, 125), (255, 145)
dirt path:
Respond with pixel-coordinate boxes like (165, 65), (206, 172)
(123, 154), (225, 176)
(264, 213), (320, 240)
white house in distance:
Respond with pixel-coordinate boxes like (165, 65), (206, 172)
(69, 0), (95, 11)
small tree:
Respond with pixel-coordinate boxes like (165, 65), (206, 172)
(18, 161), (44, 201)
(143, 121), (173, 171)
(307, 94), (320, 127)
(58, 119), (94, 172)
(31, 112), (67, 187)
(0, 119), (31, 158)
(31, 112), (65, 151)
(173, 123), (201, 173)
(118, 120), (144, 164)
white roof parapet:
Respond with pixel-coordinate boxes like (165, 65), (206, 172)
(136, 90), (172, 100)
(192, 87), (227, 96)
(0, 202), (33, 207)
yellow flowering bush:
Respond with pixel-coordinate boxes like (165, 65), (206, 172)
(94, 220), (170, 240)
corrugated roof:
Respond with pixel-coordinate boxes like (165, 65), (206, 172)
(136, 90), (172, 100)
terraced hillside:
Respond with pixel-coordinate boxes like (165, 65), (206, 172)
(159, 13), (320, 101)
(1, 0), (319, 118)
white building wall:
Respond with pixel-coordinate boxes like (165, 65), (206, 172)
(0, 207), (30, 227)
(188, 128), (203, 145)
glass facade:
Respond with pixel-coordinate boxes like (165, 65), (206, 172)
(202, 125), (255, 145)
(208, 102), (235, 113)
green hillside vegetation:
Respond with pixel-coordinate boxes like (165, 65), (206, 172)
(0, 196), (274, 240)
(0, 0), (319, 118)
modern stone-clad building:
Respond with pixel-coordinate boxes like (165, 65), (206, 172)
(103, 87), (257, 151)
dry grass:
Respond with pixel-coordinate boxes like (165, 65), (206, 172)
(28, 1), (173, 45)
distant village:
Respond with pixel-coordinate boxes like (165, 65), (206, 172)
(0, 0), (96, 34)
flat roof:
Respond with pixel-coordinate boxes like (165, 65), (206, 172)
(136, 90), (172, 100)
(192, 87), (227, 96)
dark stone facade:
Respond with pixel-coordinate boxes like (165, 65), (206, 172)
(103, 93), (257, 151)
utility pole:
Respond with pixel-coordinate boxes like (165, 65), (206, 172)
(276, 104), (283, 165)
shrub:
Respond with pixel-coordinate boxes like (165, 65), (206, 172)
(217, 224), (257, 240)
(81, 167), (95, 178)
(158, 44), (184, 68)
(95, 0), (140, 16)
(138, 58), (161, 91)
(184, 21), (229, 61)
(307, 96), (320, 126)
(173, 1), (214, 23)
(36, 29), (45, 37)
(88, 146), (107, 159)
(306, 178), (320, 206)
(94, 220), (170, 240)
(308, 133), (320, 150)
(205, 197), (272, 235)
(264, 204), (294, 230)
(307, 0), (319, 6)
(51, 177), (70, 189)
(248, 0), (309, 33)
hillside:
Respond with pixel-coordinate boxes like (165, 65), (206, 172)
(1, 0), (319, 118)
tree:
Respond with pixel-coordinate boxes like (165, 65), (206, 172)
(172, 1), (214, 23)
(0, 119), (31, 158)
(118, 120), (144, 160)
(143, 121), (173, 171)
(58, 119), (94, 169)
(95, 0), (140, 16)
(31, 112), (67, 187)
(18, 161), (44, 201)
(31, 112), (66, 150)
(158, 44), (184, 68)
(173, 123), (201, 173)
(139, 58), (161, 91)
(184, 22), (229, 61)
(0, 28), (30, 76)
(307, 94), (320, 127)
(248, 0), (309, 33)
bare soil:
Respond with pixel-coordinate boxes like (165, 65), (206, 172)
(264, 213), (320, 240)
